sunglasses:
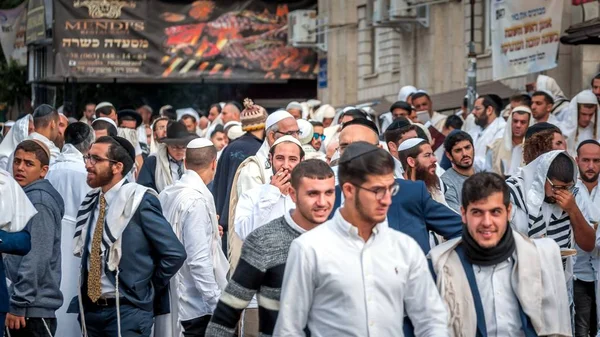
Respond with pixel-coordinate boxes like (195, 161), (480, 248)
(313, 133), (325, 141)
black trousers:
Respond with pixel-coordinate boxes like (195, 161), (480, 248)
(181, 315), (211, 337)
(574, 279), (598, 337)
(5, 317), (57, 337)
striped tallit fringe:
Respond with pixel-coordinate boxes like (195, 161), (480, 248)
(73, 189), (120, 256)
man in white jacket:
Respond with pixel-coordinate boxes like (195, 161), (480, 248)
(159, 138), (228, 337)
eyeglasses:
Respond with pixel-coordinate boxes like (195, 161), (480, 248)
(168, 145), (187, 151)
(313, 133), (325, 141)
(275, 130), (300, 137)
(353, 182), (400, 200)
(546, 178), (575, 192)
(83, 154), (118, 165)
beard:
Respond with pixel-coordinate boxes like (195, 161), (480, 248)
(354, 191), (385, 224)
(415, 164), (440, 192)
(87, 167), (115, 188)
(452, 156), (473, 170)
(475, 114), (489, 128)
(580, 169), (600, 183)
(544, 196), (556, 204)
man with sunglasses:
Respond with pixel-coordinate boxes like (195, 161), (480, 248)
(275, 142), (448, 336)
(309, 120), (325, 151)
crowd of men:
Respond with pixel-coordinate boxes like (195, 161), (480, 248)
(0, 72), (598, 337)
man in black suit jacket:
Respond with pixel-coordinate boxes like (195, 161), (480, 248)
(68, 136), (186, 337)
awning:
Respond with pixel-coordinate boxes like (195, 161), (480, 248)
(430, 81), (520, 112)
(337, 97), (394, 116)
(560, 18), (600, 45)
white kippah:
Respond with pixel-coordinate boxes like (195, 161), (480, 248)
(398, 137), (426, 151)
(92, 117), (117, 129)
(271, 135), (302, 149)
(187, 137), (214, 149)
(95, 102), (114, 111)
(286, 101), (302, 110)
(512, 106), (532, 114)
(176, 108), (200, 122)
(266, 110), (294, 129)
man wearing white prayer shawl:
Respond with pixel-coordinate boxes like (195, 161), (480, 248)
(487, 106), (532, 177)
(274, 142), (448, 337)
(138, 122), (197, 193)
(430, 172), (571, 337)
(45, 122), (94, 337)
(536, 74), (571, 122)
(149, 117), (169, 155)
(561, 90), (600, 156)
(157, 138), (228, 337)
(468, 95), (506, 172)
(380, 85), (418, 132)
(507, 150), (597, 320)
(0, 115), (32, 170)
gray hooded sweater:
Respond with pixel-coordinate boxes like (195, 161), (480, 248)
(4, 179), (64, 318)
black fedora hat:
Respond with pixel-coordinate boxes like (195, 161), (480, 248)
(117, 109), (143, 128)
(162, 122), (198, 145)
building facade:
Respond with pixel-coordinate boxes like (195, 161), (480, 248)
(318, 0), (600, 110)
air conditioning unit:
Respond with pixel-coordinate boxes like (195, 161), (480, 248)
(316, 17), (328, 52)
(373, 0), (391, 24)
(390, 0), (417, 19)
(288, 10), (317, 47)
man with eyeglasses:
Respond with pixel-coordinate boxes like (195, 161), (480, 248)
(138, 122), (198, 193)
(275, 142), (448, 337)
(507, 150), (596, 254)
(69, 135), (186, 336)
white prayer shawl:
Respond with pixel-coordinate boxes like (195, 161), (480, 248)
(204, 117), (223, 140)
(46, 145), (91, 337)
(153, 144), (175, 193)
(4, 131), (60, 174)
(561, 90), (600, 156)
(149, 119), (162, 155)
(431, 111), (448, 132)
(430, 231), (572, 337)
(0, 115), (31, 170)
(235, 140), (272, 196)
(469, 116), (506, 172)
(156, 171), (228, 337)
(397, 85), (417, 101)
(537, 75), (570, 121)
(73, 183), (157, 272)
(0, 168), (37, 232)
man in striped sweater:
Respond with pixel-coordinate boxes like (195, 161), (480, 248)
(206, 159), (335, 337)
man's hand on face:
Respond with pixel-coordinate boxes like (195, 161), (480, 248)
(270, 167), (291, 195)
(554, 189), (578, 214)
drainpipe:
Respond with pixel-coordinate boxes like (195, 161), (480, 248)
(466, 0), (477, 113)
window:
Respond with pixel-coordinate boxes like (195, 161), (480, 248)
(372, 28), (380, 72)
(485, 0), (493, 51)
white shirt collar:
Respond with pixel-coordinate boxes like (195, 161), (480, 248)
(332, 208), (386, 240)
(284, 210), (307, 234)
(102, 177), (127, 206)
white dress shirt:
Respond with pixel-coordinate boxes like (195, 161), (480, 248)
(87, 178), (127, 297)
(274, 209), (448, 337)
(474, 257), (524, 337)
(573, 180), (600, 282)
(234, 183), (295, 241)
